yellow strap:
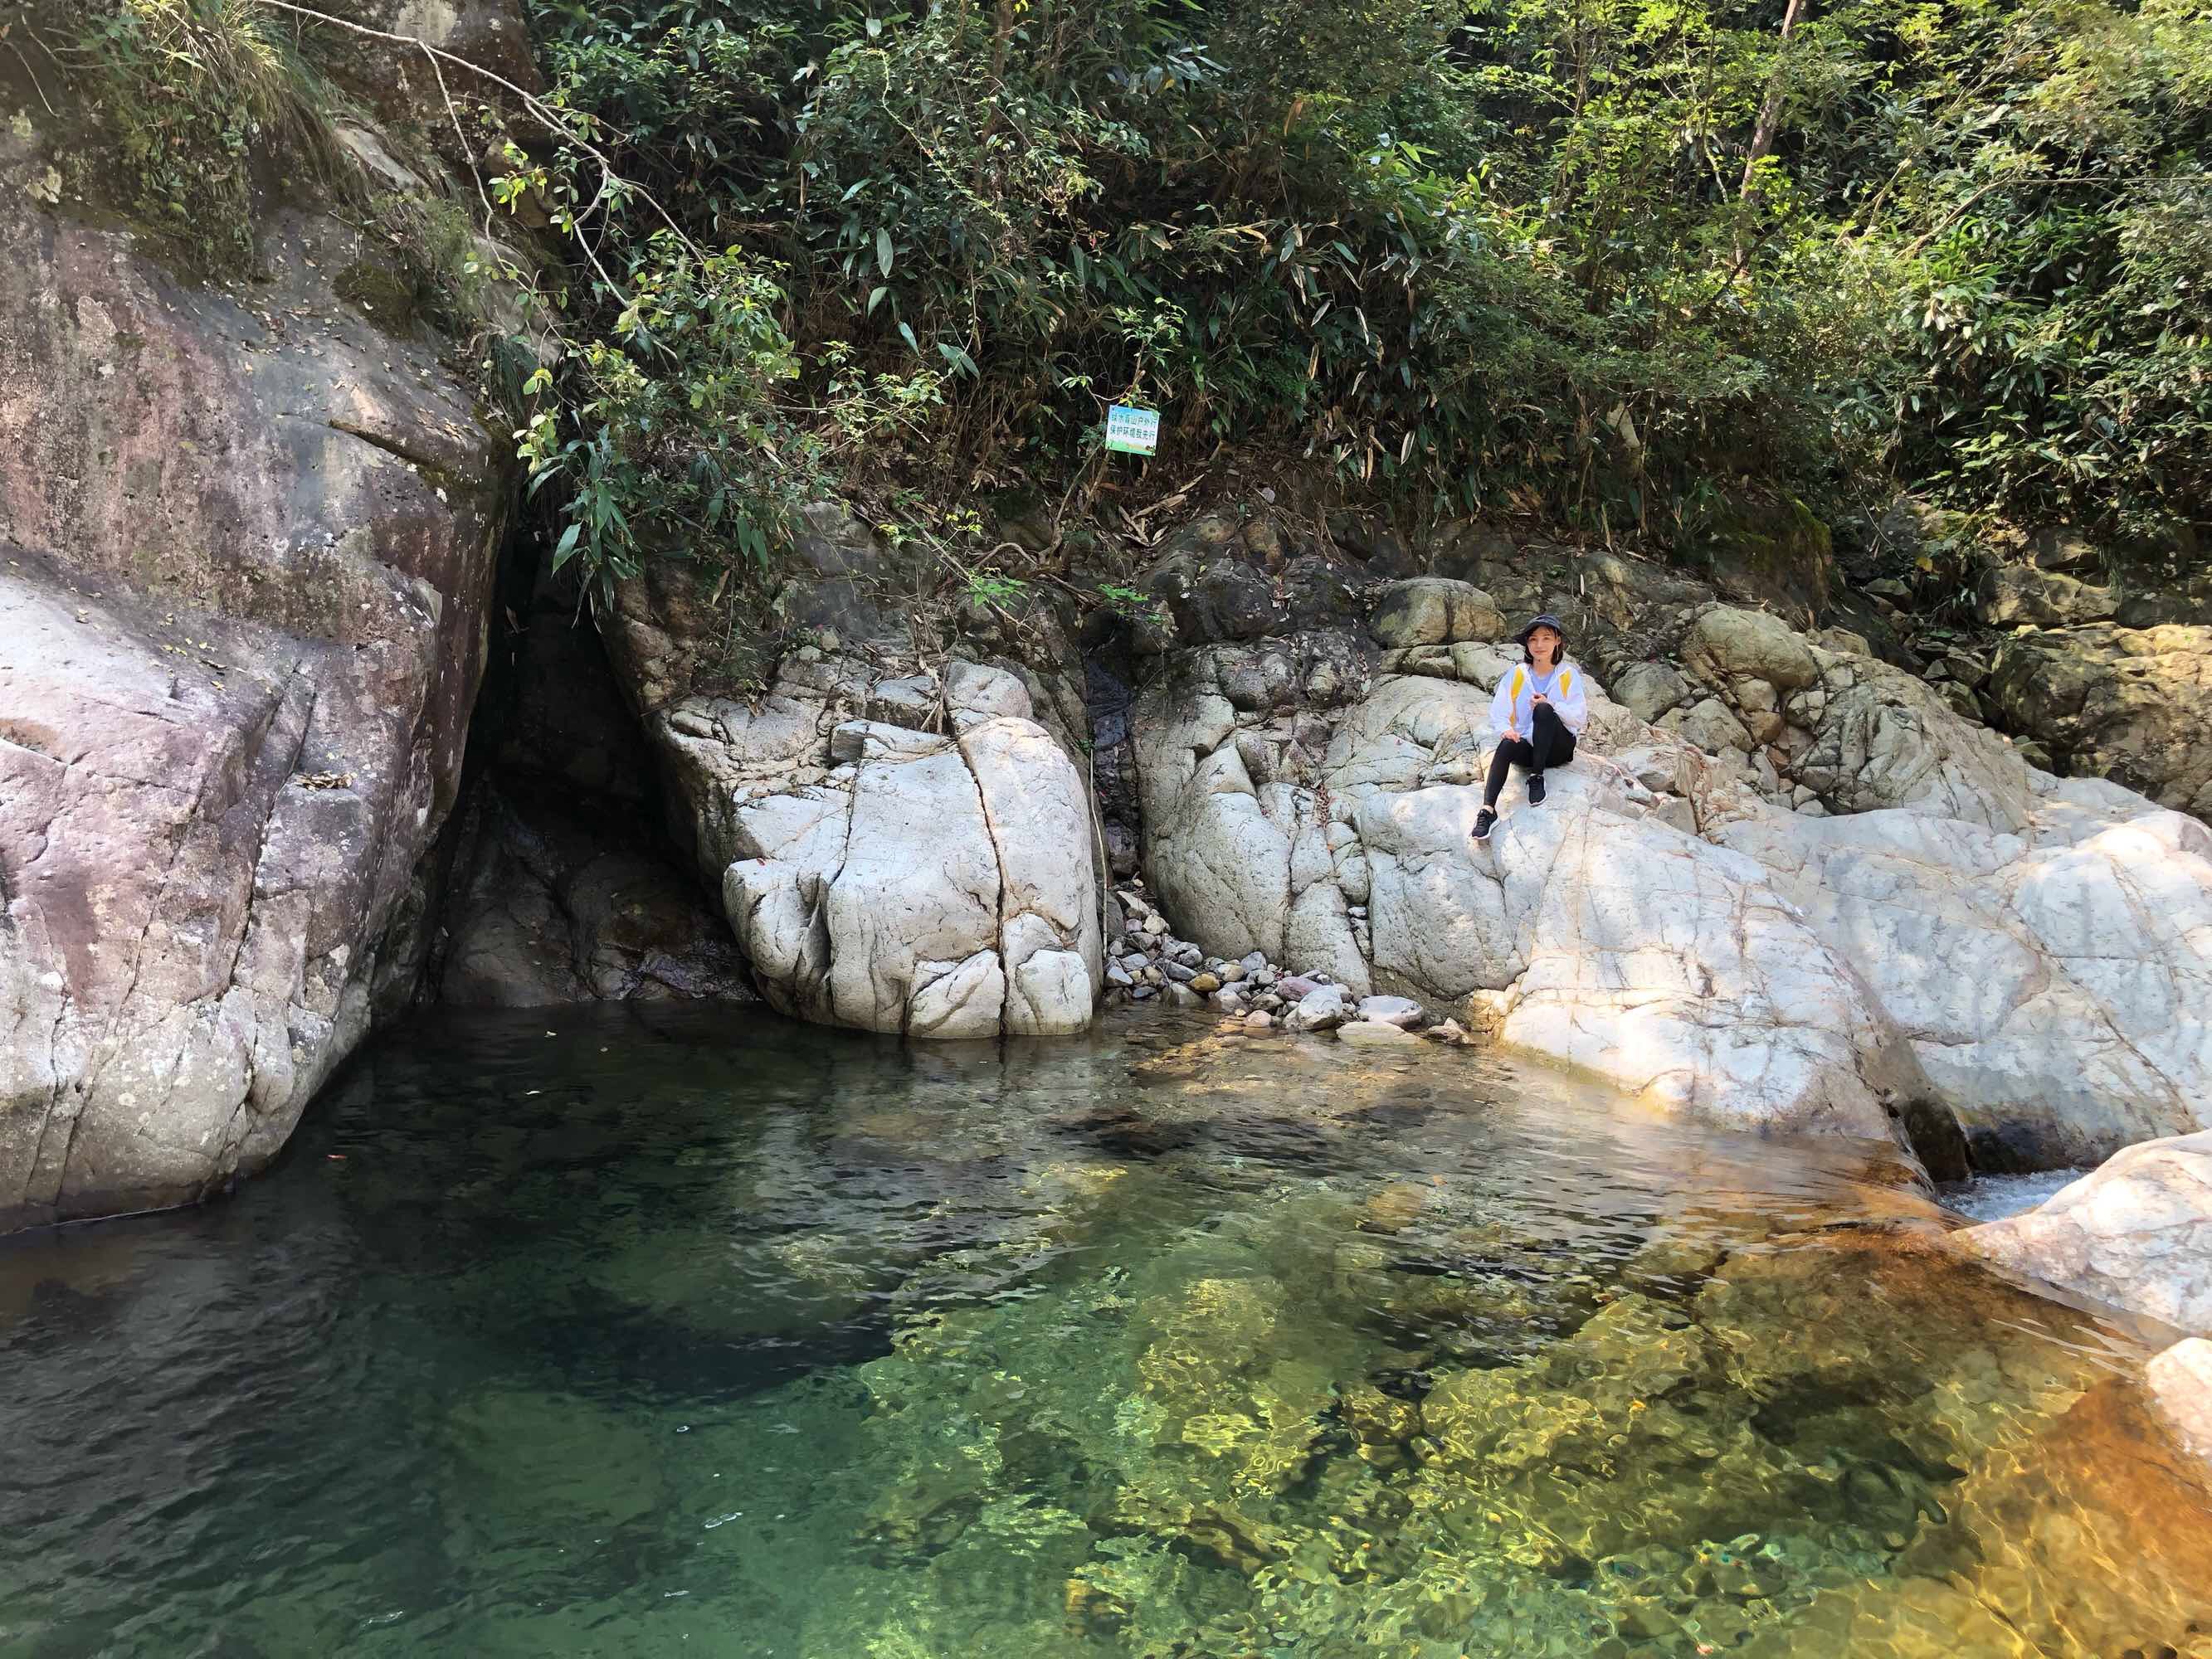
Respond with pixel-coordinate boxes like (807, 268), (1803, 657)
(1559, 667), (1572, 693)
(1511, 667), (1525, 699)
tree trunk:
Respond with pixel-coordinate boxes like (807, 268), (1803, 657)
(1739, 0), (1806, 202)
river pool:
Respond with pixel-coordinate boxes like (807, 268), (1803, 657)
(4, 1006), (2208, 1658)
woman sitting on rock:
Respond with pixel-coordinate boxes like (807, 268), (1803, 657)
(1473, 614), (1588, 843)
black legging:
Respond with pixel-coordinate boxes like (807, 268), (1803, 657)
(1484, 700), (1576, 807)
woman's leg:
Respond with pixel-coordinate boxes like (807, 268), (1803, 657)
(1483, 737), (1535, 808)
(1528, 702), (1566, 771)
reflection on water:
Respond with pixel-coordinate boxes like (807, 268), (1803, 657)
(2, 1006), (2207, 1659)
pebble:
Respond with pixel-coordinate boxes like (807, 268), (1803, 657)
(1244, 1011), (1274, 1030)
(1190, 972), (1220, 994)
(1337, 1019), (1416, 1047)
(1220, 963), (1246, 984)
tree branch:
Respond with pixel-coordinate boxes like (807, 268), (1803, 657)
(246, 0), (709, 296)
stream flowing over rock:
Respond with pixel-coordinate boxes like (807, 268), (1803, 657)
(0, 177), (512, 1230)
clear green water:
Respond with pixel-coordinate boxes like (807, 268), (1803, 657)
(4, 1007), (2209, 1659)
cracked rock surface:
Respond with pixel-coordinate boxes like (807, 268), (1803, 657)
(1123, 528), (2212, 1157)
(0, 187), (512, 1231)
(679, 662), (1104, 1038)
(603, 525), (1105, 1038)
(1131, 614), (1916, 1138)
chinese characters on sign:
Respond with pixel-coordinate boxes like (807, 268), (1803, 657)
(1104, 405), (1161, 455)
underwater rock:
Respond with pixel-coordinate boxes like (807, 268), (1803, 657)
(1888, 1373), (2212, 1656)
(1336, 1019), (1416, 1047)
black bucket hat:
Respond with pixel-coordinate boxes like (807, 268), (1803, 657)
(1514, 613), (1567, 661)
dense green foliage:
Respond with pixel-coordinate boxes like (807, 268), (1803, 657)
(61, 0), (344, 271)
(501, 0), (2209, 589)
(42, 0), (2211, 593)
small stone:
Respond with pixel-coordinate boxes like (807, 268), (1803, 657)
(1162, 961), (1196, 983)
(1240, 951), (1267, 975)
(1244, 1010), (1274, 1030)
(1165, 983), (1202, 1008)
(1105, 961), (1133, 988)
(1275, 975), (1320, 1000)
(1421, 1019), (1470, 1044)
(1220, 963), (1247, 984)
(1143, 913), (1168, 937)
(1212, 990), (1245, 1014)
(1190, 972), (1221, 994)
(1256, 993), (1284, 1013)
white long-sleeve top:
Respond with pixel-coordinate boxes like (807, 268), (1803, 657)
(1490, 659), (1589, 738)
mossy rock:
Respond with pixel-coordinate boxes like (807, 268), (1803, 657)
(334, 255), (421, 331)
(1698, 495), (1834, 623)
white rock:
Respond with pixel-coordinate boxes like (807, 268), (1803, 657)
(1355, 995), (1425, 1029)
(1721, 801), (2212, 1164)
(1960, 1131), (2212, 1334)
(714, 707), (1101, 1039)
(1133, 607), (2212, 1156)
(1337, 1019), (1416, 1046)
(2146, 1340), (2212, 1467)
(1284, 984), (1349, 1033)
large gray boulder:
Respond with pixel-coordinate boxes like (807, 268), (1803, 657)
(600, 498), (1107, 1038)
(0, 167), (511, 1229)
(1133, 638), (1918, 1140)
(1682, 604), (2036, 827)
(1720, 787), (2212, 1168)
(615, 615), (1106, 1038)
(1961, 1131), (2212, 1335)
(1976, 565), (2119, 629)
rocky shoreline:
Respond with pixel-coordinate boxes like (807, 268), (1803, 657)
(1102, 880), (1469, 1044)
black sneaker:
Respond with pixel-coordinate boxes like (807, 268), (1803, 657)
(1472, 807), (1497, 843)
(1527, 773), (1547, 805)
